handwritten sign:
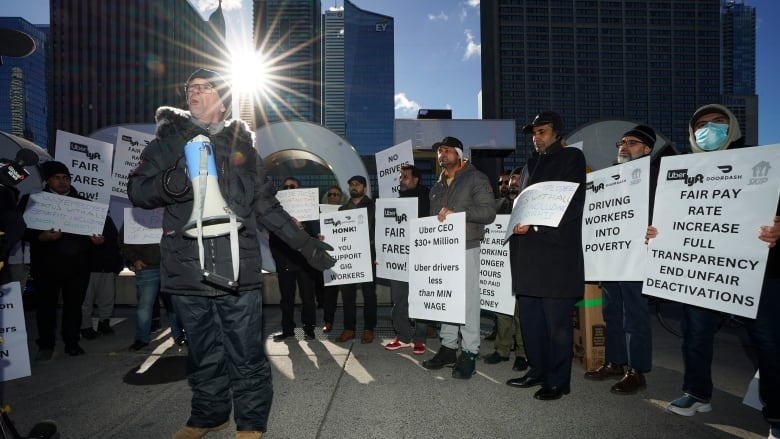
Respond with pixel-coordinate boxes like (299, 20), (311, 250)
(276, 188), (320, 222)
(123, 207), (163, 244)
(479, 215), (514, 315)
(375, 140), (414, 199)
(505, 181), (579, 241)
(0, 282), (31, 382)
(583, 157), (650, 281)
(644, 145), (780, 318)
(320, 208), (374, 286)
(23, 191), (108, 236)
(409, 213), (466, 324)
(112, 127), (154, 199)
(54, 130), (114, 205)
(375, 198), (417, 281)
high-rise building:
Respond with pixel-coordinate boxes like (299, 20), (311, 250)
(322, 1), (395, 156)
(0, 18), (48, 148)
(253, 0), (322, 127)
(481, 0), (727, 168)
(49, 1), (225, 145)
(722, 0), (758, 145)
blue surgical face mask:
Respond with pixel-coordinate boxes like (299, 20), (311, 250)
(694, 122), (729, 151)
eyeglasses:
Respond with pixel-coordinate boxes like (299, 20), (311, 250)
(184, 83), (215, 94)
(327, 192), (340, 197)
(616, 139), (646, 148)
(498, 180), (509, 185)
(283, 184), (298, 189)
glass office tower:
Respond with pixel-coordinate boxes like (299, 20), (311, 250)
(481, 0), (727, 168)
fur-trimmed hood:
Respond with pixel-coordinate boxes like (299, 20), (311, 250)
(153, 106), (253, 146)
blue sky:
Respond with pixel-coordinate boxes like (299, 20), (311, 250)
(3, 0), (779, 144)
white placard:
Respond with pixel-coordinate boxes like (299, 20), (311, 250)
(112, 127), (155, 199)
(583, 157), (650, 281)
(409, 213), (466, 324)
(375, 140), (414, 199)
(23, 191), (108, 236)
(320, 208), (374, 286)
(375, 198), (418, 281)
(123, 207), (163, 244)
(0, 282), (31, 382)
(276, 188), (320, 222)
(644, 145), (780, 318)
(505, 181), (580, 241)
(54, 130), (114, 205)
(479, 215), (514, 315)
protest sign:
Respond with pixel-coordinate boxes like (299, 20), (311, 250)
(375, 198), (417, 281)
(276, 188), (320, 221)
(644, 145), (780, 318)
(0, 282), (31, 382)
(583, 157), (650, 280)
(479, 215), (514, 315)
(505, 181), (579, 241)
(23, 191), (108, 236)
(111, 127), (154, 199)
(123, 207), (163, 244)
(409, 212), (466, 323)
(54, 130), (114, 205)
(375, 140), (414, 199)
(320, 208), (374, 286)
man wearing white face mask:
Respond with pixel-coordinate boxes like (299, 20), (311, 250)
(646, 104), (780, 439)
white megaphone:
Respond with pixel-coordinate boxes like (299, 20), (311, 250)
(182, 135), (244, 238)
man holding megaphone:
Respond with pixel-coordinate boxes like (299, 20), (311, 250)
(128, 68), (336, 439)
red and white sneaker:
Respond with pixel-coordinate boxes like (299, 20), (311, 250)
(412, 342), (426, 355)
(384, 339), (412, 351)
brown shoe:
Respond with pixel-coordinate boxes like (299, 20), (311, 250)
(172, 420), (229, 439)
(610, 368), (647, 395)
(335, 329), (355, 342)
(322, 322), (333, 333)
(361, 329), (374, 344)
(583, 361), (625, 381)
(236, 432), (263, 439)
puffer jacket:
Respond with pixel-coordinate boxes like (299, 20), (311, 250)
(128, 106), (315, 296)
(429, 162), (496, 249)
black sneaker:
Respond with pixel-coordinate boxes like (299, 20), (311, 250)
(80, 328), (99, 340)
(97, 319), (114, 335)
(303, 326), (316, 341)
(272, 331), (295, 342)
(65, 345), (85, 356)
(483, 351), (510, 364)
(452, 351), (477, 379)
(513, 356), (529, 371)
(421, 345), (457, 370)
(128, 340), (149, 351)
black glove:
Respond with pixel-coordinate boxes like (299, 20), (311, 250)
(300, 237), (336, 271)
(161, 156), (192, 200)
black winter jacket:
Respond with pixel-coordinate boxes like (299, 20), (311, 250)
(510, 141), (586, 298)
(128, 107), (317, 296)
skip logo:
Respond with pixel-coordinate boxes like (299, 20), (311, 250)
(69, 142), (101, 160)
(667, 169), (703, 186)
(586, 181), (605, 193)
(629, 167), (643, 186)
(383, 208), (408, 224)
(749, 161), (772, 186)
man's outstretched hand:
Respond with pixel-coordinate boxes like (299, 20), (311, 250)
(300, 238), (336, 271)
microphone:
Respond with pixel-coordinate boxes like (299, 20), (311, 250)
(0, 148), (39, 187)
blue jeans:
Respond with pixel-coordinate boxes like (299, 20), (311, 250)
(134, 268), (161, 343)
(681, 304), (721, 401)
(602, 281), (652, 372)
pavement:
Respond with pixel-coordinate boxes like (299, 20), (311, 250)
(2, 299), (772, 439)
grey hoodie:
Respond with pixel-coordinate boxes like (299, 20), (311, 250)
(688, 103), (742, 153)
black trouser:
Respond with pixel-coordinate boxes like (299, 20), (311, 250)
(277, 267), (316, 332)
(171, 291), (273, 432)
(517, 295), (577, 389)
(34, 266), (89, 350)
(340, 281), (377, 331)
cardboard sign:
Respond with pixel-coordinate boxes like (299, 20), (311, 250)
(276, 188), (320, 222)
(123, 207), (163, 244)
(23, 191), (108, 236)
